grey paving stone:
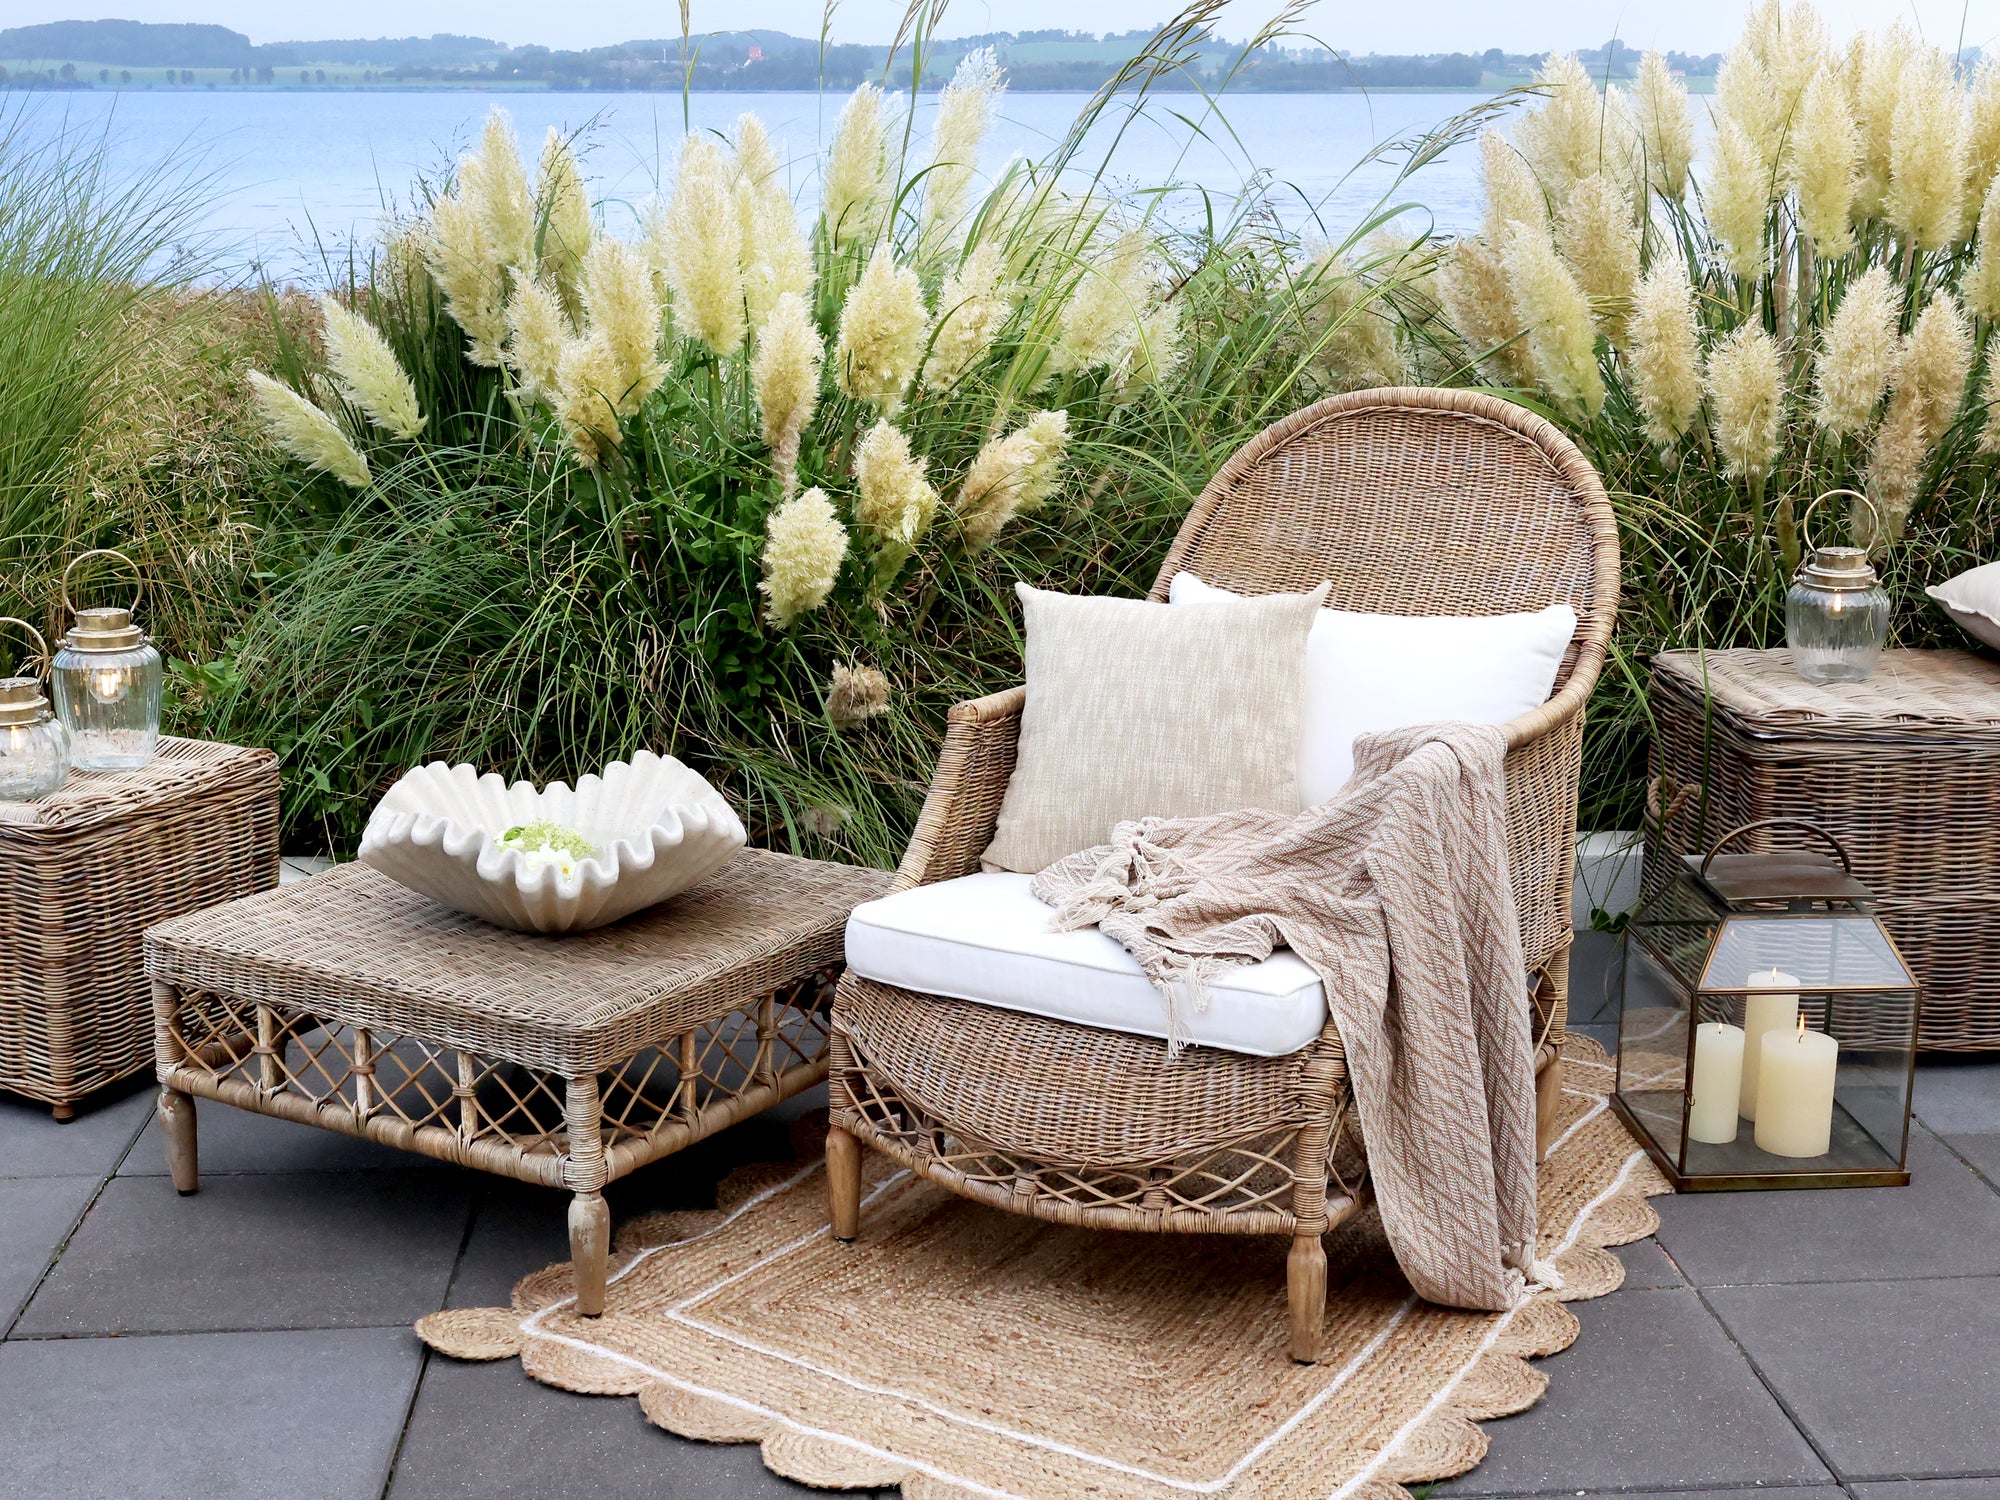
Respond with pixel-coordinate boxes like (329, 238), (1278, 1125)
(445, 1108), (809, 1311)
(0, 1083), (152, 1179)
(0, 1177), (99, 1326)
(1708, 1278), (2000, 1482)
(1613, 1237), (1687, 1289)
(1912, 1059), (2000, 1136)
(120, 1097), (428, 1176)
(1567, 927), (1621, 1025)
(16, 1170), (473, 1335)
(388, 1355), (872, 1499)
(0, 1327), (416, 1500)
(1436, 1288), (1830, 1494)
(1652, 1132), (2000, 1286)
(1941, 1133), (2000, 1185)
(1853, 1483), (2000, 1499)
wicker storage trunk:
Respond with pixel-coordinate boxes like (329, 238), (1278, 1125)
(1644, 648), (2000, 1051)
(0, 737), (278, 1116)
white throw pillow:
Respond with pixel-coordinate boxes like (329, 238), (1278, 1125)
(1169, 571), (1578, 804)
(1927, 561), (2000, 652)
(980, 581), (1327, 874)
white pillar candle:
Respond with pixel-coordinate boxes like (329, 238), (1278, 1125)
(1687, 1022), (1746, 1144)
(1739, 968), (1801, 1121)
(1754, 1023), (1840, 1158)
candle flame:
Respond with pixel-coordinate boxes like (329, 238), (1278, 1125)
(1796, 1011), (1807, 1039)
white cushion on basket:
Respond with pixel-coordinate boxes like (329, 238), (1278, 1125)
(1927, 560), (2000, 652)
(844, 872), (1327, 1058)
(1168, 571), (1578, 804)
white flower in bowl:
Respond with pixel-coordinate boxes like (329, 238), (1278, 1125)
(358, 751), (746, 933)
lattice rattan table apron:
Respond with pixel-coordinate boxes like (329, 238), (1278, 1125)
(143, 851), (892, 1314)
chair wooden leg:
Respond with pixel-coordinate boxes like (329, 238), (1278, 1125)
(569, 1191), (611, 1316)
(1536, 1052), (1564, 1164)
(158, 1087), (199, 1195)
(827, 1123), (862, 1241)
(1288, 1232), (1327, 1363)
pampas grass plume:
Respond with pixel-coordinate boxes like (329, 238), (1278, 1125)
(759, 487), (847, 627)
(1813, 267), (1901, 435)
(1480, 132), (1545, 237)
(247, 370), (371, 488)
(826, 663), (891, 727)
(462, 109), (535, 276)
(1705, 324), (1785, 480)
(1886, 48), (1967, 252)
(504, 279), (569, 403)
(1051, 230), (1155, 376)
(852, 419), (938, 548)
(426, 193), (508, 366)
(834, 248), (930, 413)
(318, 295), (425, 440)
(922, 242), (1013, 391)
(1852, 20), (1915, 219)
(1556, 174), (1638, 344)
(955, 408), (1069, 547)
(1629, 259), (1701, 448)
(1796, 67), (1859, 255)
(751, 291), (824, 496)
(1705, 116), (1774, 280)
(535, 129), (595, 321)
(553, 334), (624, 467)
(920, 49), (1004, 254)
(1437, 236), (1536, 387)
(823, 83), (888, 250)
(1633, 51), (1696, 199)
(1515, 53), (1602, 203)
(1966, 177), (2000, 319)
(663, 136), (747, 359)
(1502, 221), (1603, 416)
(579, 238), (664, 416)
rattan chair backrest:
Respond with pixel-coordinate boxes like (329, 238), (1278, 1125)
(1148, 388), (1620, 710)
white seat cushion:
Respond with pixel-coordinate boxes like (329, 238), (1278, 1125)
(844, 873), (1327, 1058)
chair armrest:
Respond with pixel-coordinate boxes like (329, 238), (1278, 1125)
(1501, 684), (1586, 1041)
(892, 686), (1026, 891)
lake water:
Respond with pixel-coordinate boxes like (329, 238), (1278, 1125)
(15, 88), (1497, 276)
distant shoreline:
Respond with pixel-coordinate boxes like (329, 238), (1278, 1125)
(0, 80), (1718, 96)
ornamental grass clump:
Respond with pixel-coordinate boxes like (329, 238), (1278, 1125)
(199, 12), (1440, 863)
(1419, 0), (2000, 831)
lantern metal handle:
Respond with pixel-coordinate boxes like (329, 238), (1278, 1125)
(1699, 818), (1854, 877)
(1797, 489), (1883, 560)
(0, 617), (51, 680)
(61, 549), (144, 618)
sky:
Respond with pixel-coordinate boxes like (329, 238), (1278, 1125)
(7, 0), (1999, 56)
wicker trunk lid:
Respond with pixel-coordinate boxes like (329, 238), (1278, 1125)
(1645, 648), (2000, 1051)
(0, 737), (278, 1113)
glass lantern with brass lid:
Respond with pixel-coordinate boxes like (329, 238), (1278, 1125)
(0, 617), (71, 801)
(1609, 819), (1920, 1191)
(52, 549), (163, 772)
(1786, 490), (1890, 684)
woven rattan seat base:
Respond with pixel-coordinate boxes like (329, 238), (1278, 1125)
(143, 850), (892, 1314)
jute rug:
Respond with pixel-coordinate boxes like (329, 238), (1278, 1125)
(419, 1036), (1666, 1499)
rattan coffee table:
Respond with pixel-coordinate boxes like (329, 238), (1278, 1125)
(143, 850), (892, 1314)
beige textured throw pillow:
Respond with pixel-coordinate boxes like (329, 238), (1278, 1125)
(980, 580), (1329, 875)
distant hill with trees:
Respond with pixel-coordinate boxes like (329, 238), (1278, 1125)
(0, 18), (1730, 92)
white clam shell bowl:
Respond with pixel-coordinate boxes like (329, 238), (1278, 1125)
(357, 752), (746, 934)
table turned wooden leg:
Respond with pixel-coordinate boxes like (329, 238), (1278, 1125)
(827, 1123), (862, 1241)
(158, 1087), (199, 1195)
(564, 1072), (611, 1316)
(569, 1191), (611, 1316)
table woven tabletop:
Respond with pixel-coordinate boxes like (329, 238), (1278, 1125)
(144, 850), (894, 1072)
(1654, 648), (2000, 734)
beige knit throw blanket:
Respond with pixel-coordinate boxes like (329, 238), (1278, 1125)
(1030, 723), (1549, 1313)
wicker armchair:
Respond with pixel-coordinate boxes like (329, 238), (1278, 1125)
(827, 388), (1620, 1361)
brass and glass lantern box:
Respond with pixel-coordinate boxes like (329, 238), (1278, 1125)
(1612, 819), (1920, 1191)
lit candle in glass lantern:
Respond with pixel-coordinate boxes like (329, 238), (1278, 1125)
(51, 550), (162, 772)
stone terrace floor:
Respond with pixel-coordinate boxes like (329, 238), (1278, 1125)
(0, 883), (1996, 1499)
